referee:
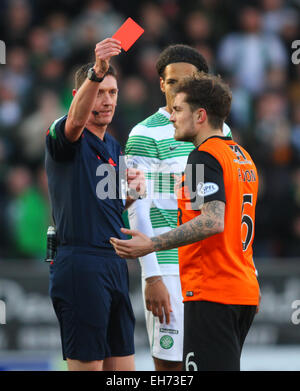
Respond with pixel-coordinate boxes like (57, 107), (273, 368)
(45, 38), (145, 371)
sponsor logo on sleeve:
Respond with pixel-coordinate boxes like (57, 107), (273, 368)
(197, 182), (219, 197)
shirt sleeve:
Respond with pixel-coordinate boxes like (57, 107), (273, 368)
(186, 150), (226, 208)
(127, 198), (162, 278)
(125, 127), (162, 278)
(46, 115), (81, 161)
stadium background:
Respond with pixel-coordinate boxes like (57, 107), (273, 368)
(0, 0), (300, 370)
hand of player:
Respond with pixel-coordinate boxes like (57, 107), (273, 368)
(94, 38), (121, 76)
(127, 168), (146, 199)
(145, 276), (173, 324)
(110, 228), (154, 259)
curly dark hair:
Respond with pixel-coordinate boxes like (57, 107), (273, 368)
(175, 72), (232, 129)
(156, 44), (209, 79)
(74, 62), (117, 90)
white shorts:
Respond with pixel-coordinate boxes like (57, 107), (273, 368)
(142, 275), (184, 362)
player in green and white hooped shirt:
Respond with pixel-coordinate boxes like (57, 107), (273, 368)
(125, 45), (232, 371)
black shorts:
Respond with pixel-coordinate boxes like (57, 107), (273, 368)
(49, 246), (135, 361)
(183, 301), (257, 371)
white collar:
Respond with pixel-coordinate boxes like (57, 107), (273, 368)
(158, 107), (171, 119)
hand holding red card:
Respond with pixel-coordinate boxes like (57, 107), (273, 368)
(112, 18), (144, 52)
(94, 38), (122, 75)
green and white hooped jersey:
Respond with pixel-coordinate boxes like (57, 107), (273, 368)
(125, 107), (232, 277)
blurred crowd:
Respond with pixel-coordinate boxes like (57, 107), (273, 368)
(0, 0), (299, 261)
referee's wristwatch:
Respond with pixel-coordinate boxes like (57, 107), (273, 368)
(87, 68), (105, 83)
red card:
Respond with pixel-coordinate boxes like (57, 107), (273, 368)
(112, 17), (144, 52)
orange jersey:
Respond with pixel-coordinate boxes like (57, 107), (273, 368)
(177, 137), (259, 305)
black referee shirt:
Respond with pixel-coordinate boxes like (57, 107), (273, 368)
(45, 115), (127, 249)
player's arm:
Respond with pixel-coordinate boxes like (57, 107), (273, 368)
(150, 150), (226, 251)
(110, 200), (224, 258)
(125, 135), (162, 277)
(65, 38), (121, 142)
(127, 192), (172, 324)
(151, 200), (224, 250)
(125, 136), (172, 324)
(110, 150), (226, 259)
(127, 193), (161, 276)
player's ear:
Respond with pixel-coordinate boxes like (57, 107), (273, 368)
(196, 108), (206, 124)
(159, 77), (166, 93)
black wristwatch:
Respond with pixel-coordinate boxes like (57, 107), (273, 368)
(87, 68), (105, 82)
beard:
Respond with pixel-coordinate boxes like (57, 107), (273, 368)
(174, 128), (194, 142)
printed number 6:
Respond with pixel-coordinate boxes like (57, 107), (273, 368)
(242, 194), (253, 252)
(185, 352), (198, 371)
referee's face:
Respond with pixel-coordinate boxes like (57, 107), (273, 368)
(160, 62), (198, 114)
(90, 75), (118, 127)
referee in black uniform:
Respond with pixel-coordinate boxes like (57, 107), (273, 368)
(45, 38), (145, 371)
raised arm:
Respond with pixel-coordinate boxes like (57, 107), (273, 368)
(65, 38), (121, 142)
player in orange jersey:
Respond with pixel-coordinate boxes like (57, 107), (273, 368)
(110, 72), (260, 371)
